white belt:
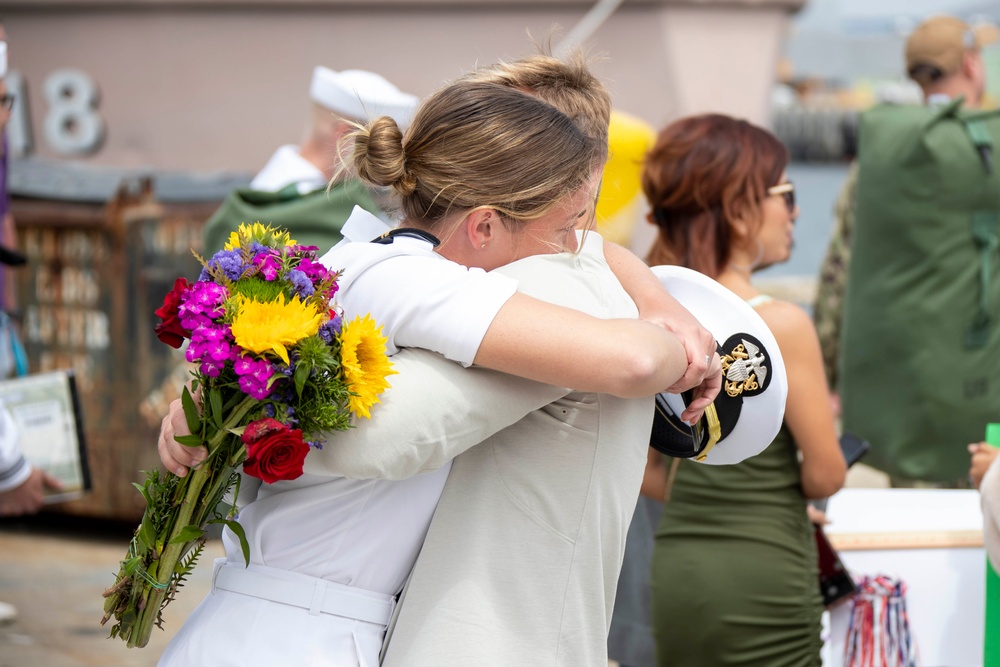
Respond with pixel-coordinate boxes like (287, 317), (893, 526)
(212, 560), (396, 627)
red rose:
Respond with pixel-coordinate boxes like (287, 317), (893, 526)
(241, 417), (309, 484)
(154, 277), (191, 348)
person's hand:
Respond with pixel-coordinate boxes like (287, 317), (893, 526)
(806, 504), (829, 526)
(678, 354), (723, 425)
(653, 311), (718, 396)
(642, 304), (722, 425)
(157, 398), (207, 477)
(0, 468), (63, 516)
(829, 392), (842, 420)
(969, 442), (999, 489)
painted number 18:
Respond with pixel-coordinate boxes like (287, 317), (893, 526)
(7, 68), (105, 157)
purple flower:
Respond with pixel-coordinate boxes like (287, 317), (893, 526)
(253, 251), (282, 281)
(179, 310), (212, 332)
(318, 313), (342, 343)
(191, 325), (229, 345)
(233, 354), (275, 399)
(204, 249), (249, 282)
(238, 375), (272, 400)
(234, 355), (256, 376)
(180, 281), (229, 324)
(185, 341), (206, 364)
(205, 340), (232, 363)
(200, 360), (223, 378)
(251, 363), (273, 383)
(286, 269), (314, 298)
(296, 257), (329, 284)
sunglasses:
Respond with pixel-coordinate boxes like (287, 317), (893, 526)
(767, 181), (795, 214)
(0, 94), (13, 112)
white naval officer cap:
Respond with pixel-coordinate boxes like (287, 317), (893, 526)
(310, 66), (418, 129)
(648, 265), (788, 465)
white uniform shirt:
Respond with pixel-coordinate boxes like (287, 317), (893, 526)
(160, 207), (520, 667)
(0, 404), (29, 493)
(321, 208), (519, 363)
(249, 145), (328, 194)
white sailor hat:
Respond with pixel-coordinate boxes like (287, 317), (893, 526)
(649, 265), (787, 465)
(310, 66), (418, 129)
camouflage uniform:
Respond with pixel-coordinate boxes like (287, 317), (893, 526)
(812, 162), (858, 391)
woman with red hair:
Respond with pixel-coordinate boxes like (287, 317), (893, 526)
(641, 114), (847, 667)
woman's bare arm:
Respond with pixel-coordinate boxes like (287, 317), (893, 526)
(603, 241), (721, 416)
(475, 291), (687, 399)
(759, 301), (847, 499)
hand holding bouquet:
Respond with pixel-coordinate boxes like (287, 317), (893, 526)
(101, 223), (394, 648)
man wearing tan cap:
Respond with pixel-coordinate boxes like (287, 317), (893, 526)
(815, 15), (1000, 488)
(201, 67), (418, 254)
(905, 15), (996, 105)
(814, 13), (996, 422)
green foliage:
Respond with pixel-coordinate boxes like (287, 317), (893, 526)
(159, 539), (206, 629)
(209, 388), (224, 430)
(228, 276), (285, 306)
(181, 386), (201, 435)
(287, 334), (353, 435)
(169, 525), (205, 544)
(210, 518), (250, 566)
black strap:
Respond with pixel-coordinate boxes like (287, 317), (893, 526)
(370, 227), (441, 247)
(967, 211), (999, 349)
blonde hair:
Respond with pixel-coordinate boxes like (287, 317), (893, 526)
(346, 80), (600, 229)
(462, 51), (612, 164)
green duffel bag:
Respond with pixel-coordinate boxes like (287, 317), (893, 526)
(201, 179), (381, 256)
(841, 98), (1000, 483)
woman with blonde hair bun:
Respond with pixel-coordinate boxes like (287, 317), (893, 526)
(158, 68), (718, 667)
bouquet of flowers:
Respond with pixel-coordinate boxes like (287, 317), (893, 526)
(101, 223), (394, 648)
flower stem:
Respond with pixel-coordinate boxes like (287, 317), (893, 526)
(126, 393), (258, 648)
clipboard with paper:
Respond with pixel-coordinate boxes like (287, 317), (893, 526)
(0, 370), (90, 503)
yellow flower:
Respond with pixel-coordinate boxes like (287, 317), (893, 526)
(224, 222), (297, 250)
(339, 315), (396, 419)
(231, 293), (322, 364)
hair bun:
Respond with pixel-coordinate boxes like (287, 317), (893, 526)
(352, 116), (417, 196)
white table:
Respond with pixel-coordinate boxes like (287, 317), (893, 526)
(822, 489), (986, 667)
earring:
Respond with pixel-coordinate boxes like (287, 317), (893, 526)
(481, 242), (486, 249)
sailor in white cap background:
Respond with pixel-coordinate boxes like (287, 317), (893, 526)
(251, 67), (418, 195)
(201, 66), (419, 254)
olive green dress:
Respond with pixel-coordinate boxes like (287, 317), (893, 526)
(649, 425), (822, 667)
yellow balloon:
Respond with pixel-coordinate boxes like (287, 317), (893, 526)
(596, 110), (657, 246)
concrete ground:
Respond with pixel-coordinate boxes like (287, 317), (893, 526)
(0, 514), (224, 667)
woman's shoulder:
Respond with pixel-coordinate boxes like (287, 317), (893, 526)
(752, 298), (817, 344)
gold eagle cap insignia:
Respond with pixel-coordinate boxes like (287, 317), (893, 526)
(721, 338), (768, 398)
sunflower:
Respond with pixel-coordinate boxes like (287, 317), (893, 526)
(339, 315), (396, 419)
(230, 293), (322, 364)
(224, 222), (297, 251)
